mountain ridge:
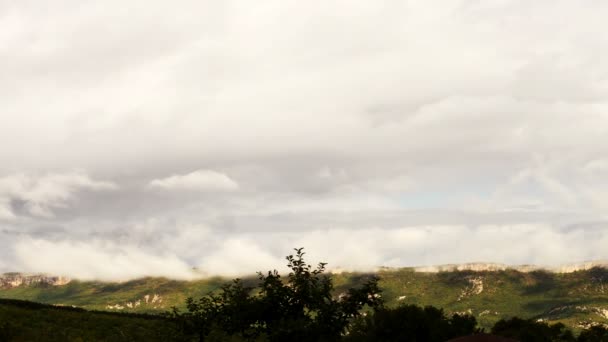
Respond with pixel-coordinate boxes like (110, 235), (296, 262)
(3, 265), (608, 331)
(3, 260), (608, 286)
(0, 273), (71, 289)
(408, 260), (608, 273)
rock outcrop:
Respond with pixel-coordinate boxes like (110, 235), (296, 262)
(412, 260), (608, 274)
(105, 293), (164, 310)
(457, 276), (484, 301)
(413, 263), (545, 273)
(0, 272), (70, 289)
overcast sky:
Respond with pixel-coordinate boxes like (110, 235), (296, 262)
(2, 0), (608, 280)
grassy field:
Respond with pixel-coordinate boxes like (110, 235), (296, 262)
(0, 298), (183, 341)
(2, 268), (608, 331)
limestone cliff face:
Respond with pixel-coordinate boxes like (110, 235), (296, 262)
(553, 261), (608, 273)
(0, 273), (71, 289)
(413, 263), (543, 273)
(412, 261), (608, 273)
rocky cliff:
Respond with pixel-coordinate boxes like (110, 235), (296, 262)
(0, 273), (71, 289)
(411, 260), (608, 273)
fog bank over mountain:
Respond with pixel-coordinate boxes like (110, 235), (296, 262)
(4, 222), (608, 281)
(1, 1), (608, 280)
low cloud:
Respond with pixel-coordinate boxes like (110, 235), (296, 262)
(196, 224), (608, 275)
(196, 238), (285, 277)
(148, 170), (239, 192)
(13, 238), (196, 281)
(7, 221), (608, 280)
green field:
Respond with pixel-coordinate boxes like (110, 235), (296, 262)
(2, 268), (608, 332)
(0, 299), (183, 341)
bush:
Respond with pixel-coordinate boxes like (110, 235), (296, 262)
(577, 325), (608, 342)
(345, 305), (479, 342)
(491, 317), (575, 342)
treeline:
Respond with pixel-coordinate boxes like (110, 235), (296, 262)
(169, 249), (608, 342)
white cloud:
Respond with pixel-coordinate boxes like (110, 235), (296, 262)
(201, 224), (608, 274)
(148, 169), (239, 192)
(13, 238), (196, 281)
(5, 218), (608, 280)
(196, 238), (285, 277)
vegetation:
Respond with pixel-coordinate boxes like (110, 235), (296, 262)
(3, 265), (608, 332)
(169, 248), (385, 341)
(166, 250), (608, 341)
(491, 317), (576, 341)
(3, 297), (608, 341)
(345, 305), (479, 342)
(0, 275), (228, 313)
(577, 325), (608, 342)
(337, 267), (608, 331)
(0, 298), (184, 341)
(2, 250), (608, 340)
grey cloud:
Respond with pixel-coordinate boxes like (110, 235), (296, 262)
(0, 171), (117, 220)
(1, 1), (608, 278)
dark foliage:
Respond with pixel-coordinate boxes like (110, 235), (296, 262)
(345, 304), (480, 342)
(170, 248), (382, 341)
(491, 317), (575, 342)
(577, 325), (608, 342)
(0, 299), (185, 341)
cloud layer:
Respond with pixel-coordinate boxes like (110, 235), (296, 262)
(1, 1), (608, 280)
(7, 222), (608, 280)
(0, 171), (116, 219)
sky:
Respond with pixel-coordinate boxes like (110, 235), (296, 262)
(2, 0), (608, 281)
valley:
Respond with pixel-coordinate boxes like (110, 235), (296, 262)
(2, 265), (608, 331)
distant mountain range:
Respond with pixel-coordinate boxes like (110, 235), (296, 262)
(2, 262), (608, 331)
(410, 260), (608, 273)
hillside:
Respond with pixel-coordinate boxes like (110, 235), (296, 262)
(0, 298), (182, 341)
(2, 267), (608, 331)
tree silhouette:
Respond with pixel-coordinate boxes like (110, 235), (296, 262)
(170, 248), (382, 341)
(345, 304), (479, 342)
(577, 325), (608, 342)
(491, 317), (575, 342)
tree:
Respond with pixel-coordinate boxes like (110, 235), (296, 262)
(491, 317), (575, 342)
(170, 248), (382, 341)
(0, 321), (16, 341)
(344, 304), (480, 342)
(577, 325), (608, 342)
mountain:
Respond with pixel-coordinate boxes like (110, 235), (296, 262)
(2, 264), (608, 331)
(0, 273), (71, 288)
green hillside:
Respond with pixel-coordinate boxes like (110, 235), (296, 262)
(2, 268), (608, 331)
(369, 267), (608, 331)
(0, 298), (183, 341)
